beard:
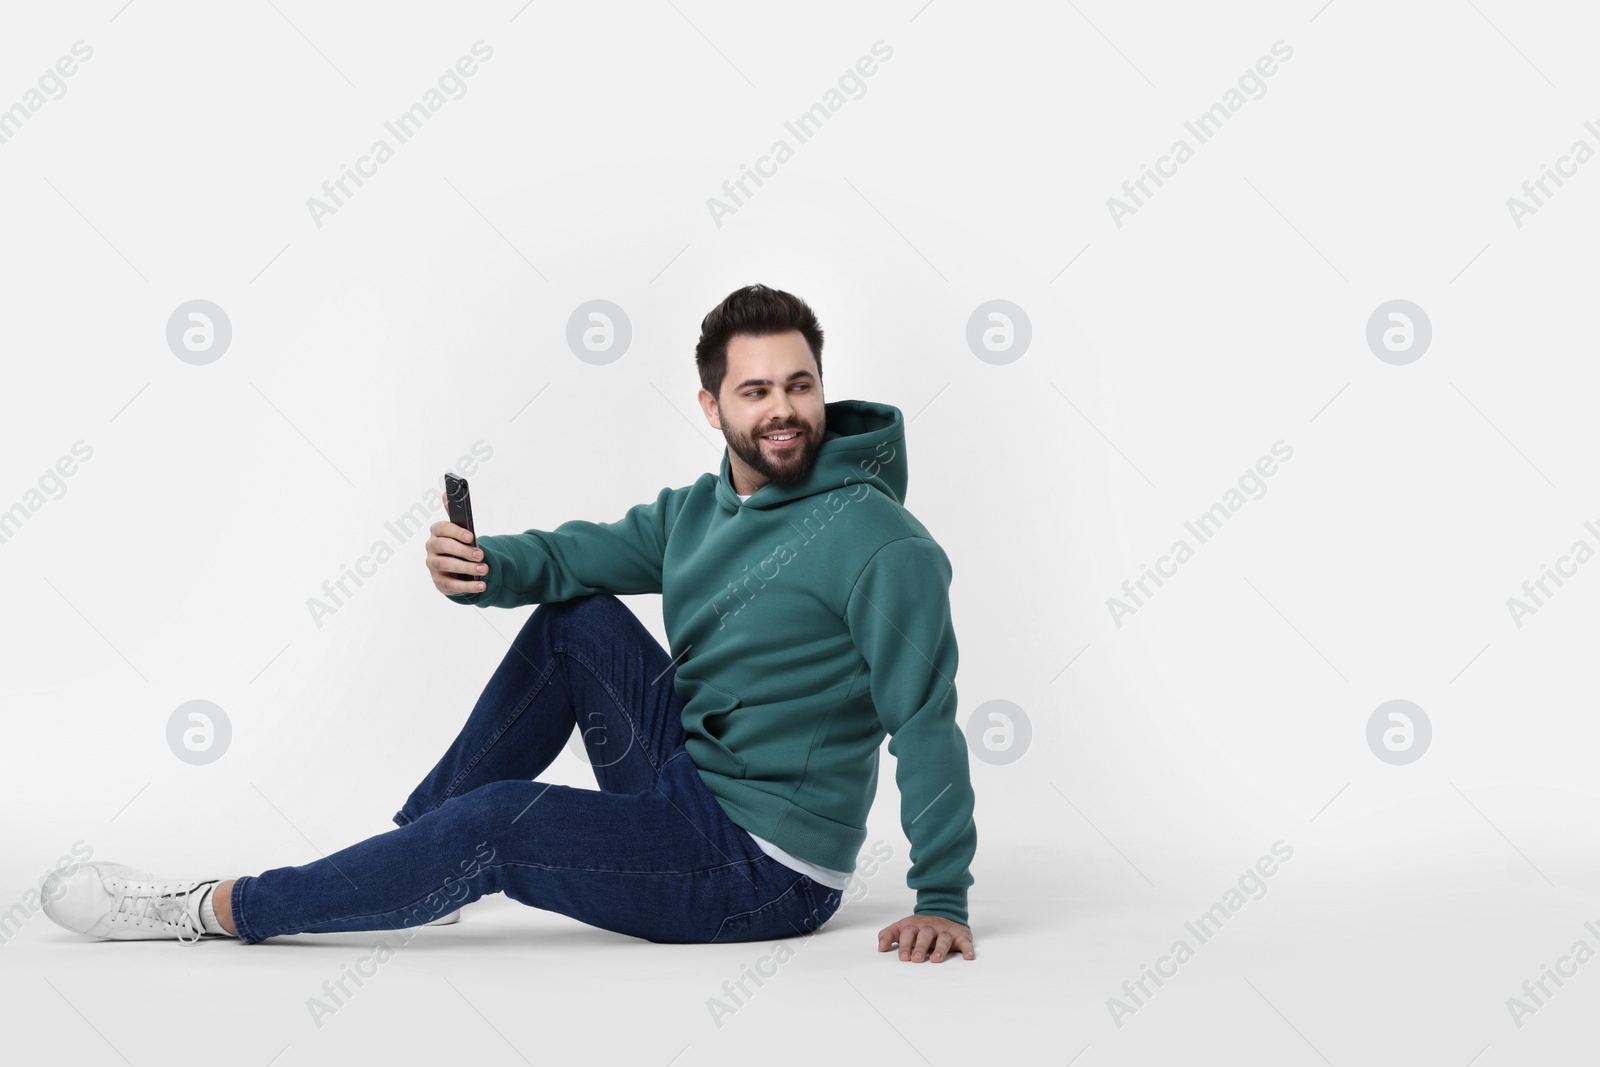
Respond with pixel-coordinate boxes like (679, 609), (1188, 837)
(720, 407), (824, 489)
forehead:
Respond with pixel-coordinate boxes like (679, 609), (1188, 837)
(725, 331), (817, 384)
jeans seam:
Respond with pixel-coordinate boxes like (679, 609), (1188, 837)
(552, 642), (666, 777)
(712, 874), (809, 944)
(429, 656), (557, 814)
(289, 880), (476, 931)
(255, 855), (771, 932)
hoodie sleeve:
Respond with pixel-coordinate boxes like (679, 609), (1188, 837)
(845, 535), (977, 926)
(447, 485), (675, 609)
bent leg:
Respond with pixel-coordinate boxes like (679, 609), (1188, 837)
(396, 595), (687, 828)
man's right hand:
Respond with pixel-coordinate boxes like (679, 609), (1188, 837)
(427, 492), (488, 596)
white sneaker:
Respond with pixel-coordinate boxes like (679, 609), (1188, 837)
(42, 863), (224, 944)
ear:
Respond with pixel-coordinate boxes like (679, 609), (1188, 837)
(698, 387), (722, 429)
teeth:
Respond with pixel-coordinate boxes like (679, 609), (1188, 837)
(765, 432), (797, 441)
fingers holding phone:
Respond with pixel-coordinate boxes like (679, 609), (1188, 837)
(429, 473), (486, 596)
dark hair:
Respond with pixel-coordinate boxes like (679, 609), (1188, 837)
(695, 284), (824, 400)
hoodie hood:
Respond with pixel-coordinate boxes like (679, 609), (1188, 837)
(715, 398), (907, 513)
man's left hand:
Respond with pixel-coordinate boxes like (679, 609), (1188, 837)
(878, 914), (975, 962)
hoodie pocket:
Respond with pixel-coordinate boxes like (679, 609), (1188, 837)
(689, 680), (746, 779)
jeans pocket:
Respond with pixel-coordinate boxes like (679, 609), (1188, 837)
(804, 879), (843, 929)
(711, 874), (815, 945)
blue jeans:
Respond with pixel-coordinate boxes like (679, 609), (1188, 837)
(229, 594), (844, 946)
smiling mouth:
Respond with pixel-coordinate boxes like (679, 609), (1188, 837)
(761, 429), (802, 449)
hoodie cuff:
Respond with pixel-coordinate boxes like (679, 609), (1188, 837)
(914, 888), (969, 927)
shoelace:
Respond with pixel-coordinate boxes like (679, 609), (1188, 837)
(109, 876), (217, 945)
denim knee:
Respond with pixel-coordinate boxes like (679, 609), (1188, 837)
(520, 593), (612, 636)
(525, 594), (639, 653)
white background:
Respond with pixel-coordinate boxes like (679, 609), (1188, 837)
(2, 1), (1598, 1064)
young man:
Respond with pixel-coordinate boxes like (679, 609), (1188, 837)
(43, 284), (978, 963)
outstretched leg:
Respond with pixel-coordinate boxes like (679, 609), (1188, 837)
(228, 753), (832, 945)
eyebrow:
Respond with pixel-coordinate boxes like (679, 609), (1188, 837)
(732, 370), (817, 391)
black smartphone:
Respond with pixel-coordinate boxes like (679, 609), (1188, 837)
(443, 472), (477, 581)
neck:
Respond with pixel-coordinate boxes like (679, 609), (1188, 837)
(730, 462), (765, 496)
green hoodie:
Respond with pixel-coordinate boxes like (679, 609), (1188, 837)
(448, 399), (977, 924)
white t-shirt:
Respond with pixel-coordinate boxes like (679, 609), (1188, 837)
(734, 489), (855, 892)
